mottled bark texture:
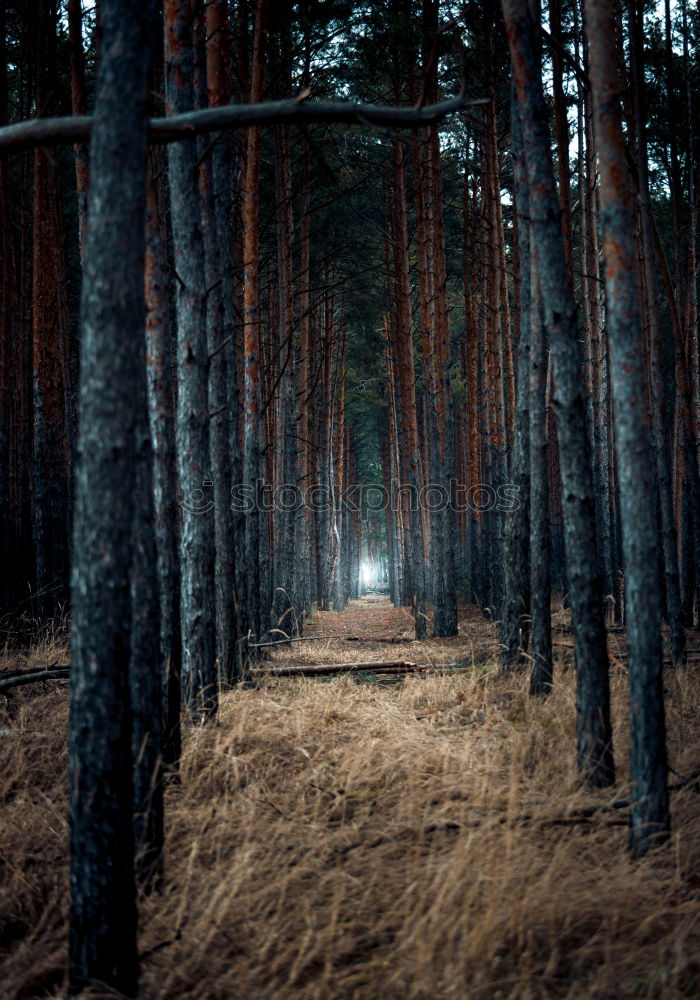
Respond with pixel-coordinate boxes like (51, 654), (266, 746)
(145, 163), (182, 770)
(33, 0), (72, 622)
(271, 120), (301, 637)
(389, 137), (427, 637)
(194, 4), (236, 686)
(627, 0), (685, 667)
(502, 0), (614, 787)
(68, 0), (155, 994)
(529, 263), (553, 694)
(500, 83), (531, 671)
(242, 0), (269, 647)
(586, 0), (669, 855)
(165, 0), (217, 717)
(207, 0), (242, 680)
(130, 370), (164, 895)
(68, 0), (89, 261)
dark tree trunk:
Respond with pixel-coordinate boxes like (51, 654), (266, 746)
(33, 0), (72, 622)
(207, 0), (244, 674)
(271, 120), (301, 637)
(130, 372), (164, 895)
(68, 0), (155, 993)
(627, 0), (686, 667)
(145, 162), (182, 771)
(68, 0), (89, 261)
(165, 0), (217, 716)
(194, 5), (237, 684)
(500, 83), (531, 671)
(529, 262), (553, 695)
(242, 0), (269, 646)
(389, 137), (427, 636)
(586, 0), (669, 856)
(502, 0), (614, 787)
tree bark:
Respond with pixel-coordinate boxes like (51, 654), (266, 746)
(501, 83), (531, 671)
(242, 0), (269, 646)
(68, 0), (155, 992)
(502, 0), (614, 787)
(145, 161), (182, 771)
(586, 0), (669, 855)
(165, 0), (217, 716)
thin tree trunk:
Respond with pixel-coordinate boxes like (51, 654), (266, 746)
(529, 259), (553, 694)
(165, 0), (217, 717)
(145, 161), (182, 772)
(501, 83), (531, 671)
(389, 137), (427, 637)
(68, 0), (89, 261)
(627, 0), (685, 666)
(33, 0), (72, 622)
(194, 5), (237, 684)
(242, 0), (269, 645)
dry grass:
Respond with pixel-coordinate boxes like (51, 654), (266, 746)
(2, 602), (700, 999)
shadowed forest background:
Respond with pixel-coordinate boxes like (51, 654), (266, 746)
(1, 0), (700, 997)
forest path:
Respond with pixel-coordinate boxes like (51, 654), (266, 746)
(262, 594), (700, 673)
(264, 592), (501, 669)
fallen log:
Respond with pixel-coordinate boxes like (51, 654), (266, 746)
(257, 661), (465, 678)
(0, 666), (70, 693)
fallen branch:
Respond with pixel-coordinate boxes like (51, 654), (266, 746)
(0, 94), (489, 154)
(343, 635), (414, 644)
(0, 666), (70, 693)
(250, 634), (349, 648)
(257, 661), (465, 678)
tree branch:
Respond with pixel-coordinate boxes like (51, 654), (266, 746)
(0, 94), (488, 154)
(0, 666), (70, 693)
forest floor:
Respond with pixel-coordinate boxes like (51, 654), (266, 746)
(2, 596), (700, 999)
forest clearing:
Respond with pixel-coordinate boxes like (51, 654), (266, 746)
(2, 0), (700, 995)
(3, 598), (700, 1000)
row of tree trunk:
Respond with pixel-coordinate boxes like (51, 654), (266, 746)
(0, 0), (698, 994)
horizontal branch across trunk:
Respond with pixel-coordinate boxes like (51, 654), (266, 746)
(0, 94), (488, 153)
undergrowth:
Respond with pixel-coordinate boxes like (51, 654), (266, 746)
(1, 613), (700, 999)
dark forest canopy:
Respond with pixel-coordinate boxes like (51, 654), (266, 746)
(0, 0), (699, 995)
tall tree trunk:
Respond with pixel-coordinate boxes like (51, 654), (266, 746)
(503, 0), (615, 787)
(130, 363), (163, 896)
(33, 0), (72, 622)
(586, 0), (669, 855)
(501, 82), (531, 671)
(68, 0), (155, 992)
(297, 139), (313, 618)
(207, 0), (245, 669)
(529, 260), (553, 694)
(242, 0), (269, 645)
(271, 120), (300, 636)
(194, 4), (237, 684)
(145, 161), (182, 771)
(389, 137), (427, 637)
(627, 0), (685, 666)
(165, 0), (217, 716)
(68, 0), (89, 261)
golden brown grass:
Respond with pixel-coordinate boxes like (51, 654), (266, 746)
(2, 603), (700, 999)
